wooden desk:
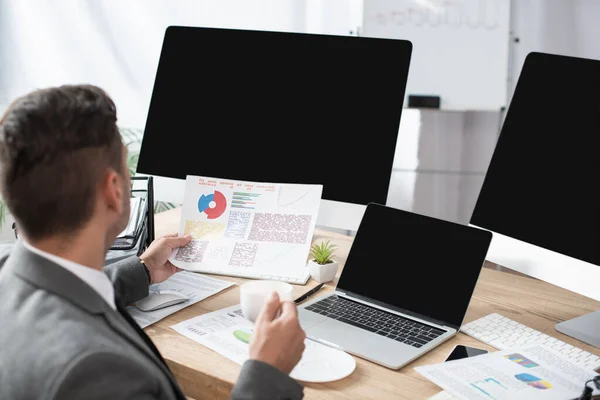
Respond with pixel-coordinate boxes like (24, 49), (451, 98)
(147, 208), (600, 399)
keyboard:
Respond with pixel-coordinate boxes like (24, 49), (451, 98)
(460, 313), (600, 372)
(304, 295), (446, 348)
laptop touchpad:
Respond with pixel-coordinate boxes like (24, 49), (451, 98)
(308, 319), (376, 350)
(298, 308), (329, 331)
(307, 319), (415, 363)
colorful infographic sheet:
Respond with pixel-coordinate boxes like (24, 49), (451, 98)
(415, 344), (597, 400)
(169, 176), (322, 283)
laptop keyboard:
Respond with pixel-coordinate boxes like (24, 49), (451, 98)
(304, 295), (446, 348)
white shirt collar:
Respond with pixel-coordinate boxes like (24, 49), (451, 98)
(21, 240), (116, 310)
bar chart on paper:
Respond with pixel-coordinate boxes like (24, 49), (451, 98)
(231, 192), (260, 210)
(471, 377), (509, 398)
(169, 176), (323, 284)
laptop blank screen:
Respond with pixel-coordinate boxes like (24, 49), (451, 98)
(337, 204), (492, 328)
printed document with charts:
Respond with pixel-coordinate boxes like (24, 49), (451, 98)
(169, 175), (322, 284)
(416, 343), (598, 400)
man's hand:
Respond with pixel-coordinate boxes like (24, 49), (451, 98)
(140, 233), (192, 284)
(249, 292), (306, 374)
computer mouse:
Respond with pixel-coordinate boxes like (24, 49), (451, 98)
(135, 290), (189, 312)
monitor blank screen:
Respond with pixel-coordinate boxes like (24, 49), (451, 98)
(137, 26), (412, 206)
(470, 52), (600, 266)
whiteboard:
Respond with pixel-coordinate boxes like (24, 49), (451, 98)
(362, 0), (511, 110)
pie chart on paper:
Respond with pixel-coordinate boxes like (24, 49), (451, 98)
(198, 190), (227, 219)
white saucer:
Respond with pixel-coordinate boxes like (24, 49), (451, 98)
(290, 339), (356, 383)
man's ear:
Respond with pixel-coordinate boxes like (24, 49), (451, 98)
(100, 169), (124, 214)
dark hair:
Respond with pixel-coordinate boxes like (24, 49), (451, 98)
(0, 84), (124, 240)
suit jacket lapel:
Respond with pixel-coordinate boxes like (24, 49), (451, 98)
(6, 242), (176, 379)
(101, 308), (178, 380)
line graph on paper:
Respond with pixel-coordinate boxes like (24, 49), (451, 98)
(251, 244), (310, 276)
(277, 186), (321, 211)
(253, 245), (295, 265)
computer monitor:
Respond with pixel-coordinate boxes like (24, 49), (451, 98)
(136, 26), (412, 231)
(469, 52), (600, 348)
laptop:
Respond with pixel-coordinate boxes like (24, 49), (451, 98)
(298, 203), (492, 369)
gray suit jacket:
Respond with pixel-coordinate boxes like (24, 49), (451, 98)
(0, 242), (304, 400)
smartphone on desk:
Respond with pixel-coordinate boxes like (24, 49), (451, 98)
(444, 345), (488, 362)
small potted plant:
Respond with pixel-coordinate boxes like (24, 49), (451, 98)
(307, 240), (338, 283)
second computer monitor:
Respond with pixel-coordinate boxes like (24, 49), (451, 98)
(470, 51), (600, 302)
(137, 26), (412, 231)
(469, 51), (600, 348)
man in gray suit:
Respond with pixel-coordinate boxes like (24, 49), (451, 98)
(0, 85), (306, 399)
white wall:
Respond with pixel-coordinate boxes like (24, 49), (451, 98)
(509, 0), (600, 98)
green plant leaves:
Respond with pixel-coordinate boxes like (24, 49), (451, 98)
(309, 239), (337, 265)
(120, 127), (143, 145)
(119, 127), (181, 215)
(127, 152), (140, 177)
(154, 201), (179, 214)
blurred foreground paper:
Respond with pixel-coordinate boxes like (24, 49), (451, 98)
(415, 343), (597, 400)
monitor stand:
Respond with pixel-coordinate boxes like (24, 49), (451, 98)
(555, 310), (600, 348)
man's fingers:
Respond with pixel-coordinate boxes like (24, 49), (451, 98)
(256, 292), (281, 324)
(164, 235), (193, 249)
(280, 300), (298, 318)
(160, 233), (179, 238)
(166, 261), (184, 273)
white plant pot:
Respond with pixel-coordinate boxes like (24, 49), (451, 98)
(308, 259), (339, 283)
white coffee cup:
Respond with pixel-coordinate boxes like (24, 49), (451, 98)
(240, 280), (294, 322)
